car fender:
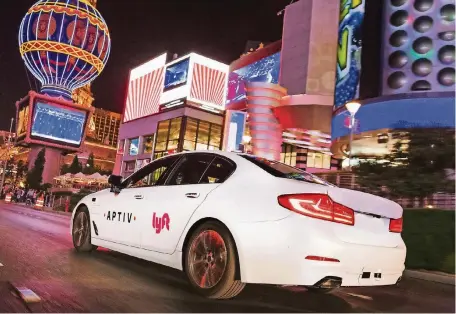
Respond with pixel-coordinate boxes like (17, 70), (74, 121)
(175, 195), (291, 281)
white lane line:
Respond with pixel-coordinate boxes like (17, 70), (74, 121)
(345, 292), (374, 300)
(16, 287), (41, 303)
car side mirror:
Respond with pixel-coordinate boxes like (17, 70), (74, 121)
(108, 175), (122, 192)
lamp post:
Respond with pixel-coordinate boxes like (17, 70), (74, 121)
(345, 101), (361, 170)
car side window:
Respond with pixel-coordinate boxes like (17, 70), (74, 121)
(124, 155), (180, 188)
(199, 157), (236, 184)
(166, 154), (214, 186)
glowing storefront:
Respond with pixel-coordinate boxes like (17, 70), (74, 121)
(114, 53), (229, 177)
(222, 0), (342, 173)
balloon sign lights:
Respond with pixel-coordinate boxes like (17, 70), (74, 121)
(19, 0), (111, 99)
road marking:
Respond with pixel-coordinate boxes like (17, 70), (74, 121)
(16, 288), (41, 303)
(345, 292), (373, 300)
(9, 283), (41, 304)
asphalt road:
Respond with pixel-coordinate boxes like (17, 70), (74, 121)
(0, 202), (454, 313)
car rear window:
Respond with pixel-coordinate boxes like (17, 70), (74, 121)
(240, 155), (333, 186)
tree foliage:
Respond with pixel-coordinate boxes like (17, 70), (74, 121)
(354, 128), (455, 201)
(26, 148), (46, 189)
(68, 155), (82, 174)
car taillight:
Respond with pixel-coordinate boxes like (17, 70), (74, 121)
(389, 217), (403, 233)
(277, 194), (354, 226)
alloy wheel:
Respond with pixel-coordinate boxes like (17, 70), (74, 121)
(73, 212), (89, 248)
(188, 230), (228, 289)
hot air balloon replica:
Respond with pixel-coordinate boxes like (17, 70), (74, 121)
(15, 0), (111, 183)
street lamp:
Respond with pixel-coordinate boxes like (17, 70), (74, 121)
(345, 101), (361, 169)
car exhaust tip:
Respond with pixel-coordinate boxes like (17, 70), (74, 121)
(314, 276), (342, 289)
(396, 276), (402, 286)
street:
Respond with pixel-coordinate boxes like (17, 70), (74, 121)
(0, 202), (454, 313)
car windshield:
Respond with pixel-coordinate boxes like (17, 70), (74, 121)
(240, 155), (334, 187)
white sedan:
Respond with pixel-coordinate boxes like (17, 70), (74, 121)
(71, 151), (406, 299)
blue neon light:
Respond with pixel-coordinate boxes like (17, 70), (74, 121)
(332, 95), (456, 140)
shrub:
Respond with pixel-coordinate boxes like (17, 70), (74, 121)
(402, 209), (455, 274)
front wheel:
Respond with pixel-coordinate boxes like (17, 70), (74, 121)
(184, 221), (245, 299)
(72, 207), (97, 252)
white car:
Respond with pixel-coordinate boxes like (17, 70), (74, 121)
(71, 151), (406, 299)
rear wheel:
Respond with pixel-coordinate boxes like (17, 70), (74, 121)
(184, 221), (245, 299)
(72, 207), (97, 252)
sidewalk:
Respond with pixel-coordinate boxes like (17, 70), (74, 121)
(404, 269), (455, 286)
(1, 200), (72, 217)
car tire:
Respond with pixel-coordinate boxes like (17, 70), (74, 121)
(72, 206), (97, 253)
(184, 221), (245, 299)
(306, 287), (336, 294)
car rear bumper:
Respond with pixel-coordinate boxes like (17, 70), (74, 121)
(232, 214), (406, 287)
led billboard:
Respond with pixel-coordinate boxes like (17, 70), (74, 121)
(124, 53), (167, 123)
(334, 0), (365, 109)
(226, 52), (281, 105)
(189, 61), (228, 110)
(223, 110), (247, 152)
(15, 91), (92, 151)
(164, 57), (190, 91)
(31, 102), (88, 147)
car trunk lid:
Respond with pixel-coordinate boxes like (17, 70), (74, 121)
(327, 187), (403, 248)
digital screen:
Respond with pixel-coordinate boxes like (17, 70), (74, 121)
(124, 54), (166, 123)
(164, 58), (190, 91)
(31, 102), (87, 146)
(225, 111), (247, 152)
(129, 138), (139, 156)
(226, 52), (281, 105)
(334, 0), (365, 109)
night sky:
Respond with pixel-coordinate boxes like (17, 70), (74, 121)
(0, 0), (289, 131)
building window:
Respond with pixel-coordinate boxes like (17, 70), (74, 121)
(153, 117), (222, 160)
(183, 117), (222, 151)
(129, 138), (139, 156)
(281, 144), (297, 167)
(154, 117), (183, 155)
(123, 161), (136, 177)
(142, 135), (154, 154)
(307, 151), (331, 169)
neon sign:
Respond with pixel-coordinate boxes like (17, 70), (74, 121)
(334, 0), (365, 109)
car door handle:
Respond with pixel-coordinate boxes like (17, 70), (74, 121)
(185, 193), (200, 199)
(134, 195), (144, 200)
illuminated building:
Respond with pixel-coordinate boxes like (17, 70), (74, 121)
(86, 108), (121, 147)
(72, 83), (94, 107)
(115, 53), (228, 177)
(331, 0), (455, 168)
(222, 0), (341, 172)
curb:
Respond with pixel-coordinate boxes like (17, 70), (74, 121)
(40, 208), (72, 217)
(404, 270), (455, 286)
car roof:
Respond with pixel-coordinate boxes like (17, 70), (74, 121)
(163, 150), (243, 159)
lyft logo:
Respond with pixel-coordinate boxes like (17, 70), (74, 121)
(152, 213), (170, 234)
